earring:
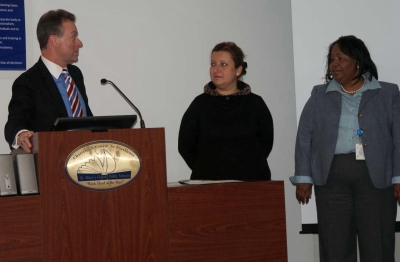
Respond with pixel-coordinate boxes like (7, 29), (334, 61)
(357, 64), (359, 69)
(236, 73), (239, 76)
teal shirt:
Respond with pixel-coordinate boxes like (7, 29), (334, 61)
(290, 75), (382, 185)
(327, 76), (380, 154)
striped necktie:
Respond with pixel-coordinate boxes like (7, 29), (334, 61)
(61, 69), (83, 117)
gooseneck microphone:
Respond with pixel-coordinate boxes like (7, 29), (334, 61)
(100, 79), (145, 128)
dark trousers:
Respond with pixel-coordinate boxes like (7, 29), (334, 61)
(314, 153), (397, 262)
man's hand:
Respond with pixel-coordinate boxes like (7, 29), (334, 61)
(17, 131), (34, 153)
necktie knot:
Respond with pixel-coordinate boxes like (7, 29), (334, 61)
(61, 69), (70, 81)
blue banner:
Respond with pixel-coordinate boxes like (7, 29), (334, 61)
(0, 0), (26, 70)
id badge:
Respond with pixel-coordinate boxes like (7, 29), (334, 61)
(355, 142), (365, 160)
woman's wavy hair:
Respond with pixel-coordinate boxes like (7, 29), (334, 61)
(325, 35), (378, 83)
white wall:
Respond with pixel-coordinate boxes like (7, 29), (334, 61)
(0, 1), (309, 261)
(3, 1), (395, 261)
(291, 0), (400, 260)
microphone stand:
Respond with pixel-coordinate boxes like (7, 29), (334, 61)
(100, 79), (145, 128)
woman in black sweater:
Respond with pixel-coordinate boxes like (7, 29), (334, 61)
(178, 42), (274, 180)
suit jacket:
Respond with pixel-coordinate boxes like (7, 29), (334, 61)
(295, 80), (400, 189)
(4, 58), (93, 148)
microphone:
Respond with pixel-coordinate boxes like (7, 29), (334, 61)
(100, 78), (145, 128)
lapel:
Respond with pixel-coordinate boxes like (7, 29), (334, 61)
(327, 90), (341, 108)
(359, 89), (379, 113)
(37, 58), (69, 117)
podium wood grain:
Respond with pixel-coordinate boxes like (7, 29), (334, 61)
(168, 181), (288, 262)
(0, 128), (169, 262)
(0, 196), (41, 262)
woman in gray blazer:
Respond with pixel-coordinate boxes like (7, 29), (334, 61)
(291, 35), (400, 262)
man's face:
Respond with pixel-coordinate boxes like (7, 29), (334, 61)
(55, 20), (83, 66)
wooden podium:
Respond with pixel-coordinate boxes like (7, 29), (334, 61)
(168, 181), (288, 261)
(0, 128), (287, 262)
(0, 128), (169, 261)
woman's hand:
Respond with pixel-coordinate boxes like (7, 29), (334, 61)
(296, 183), (313, 205)
(393, 184), (400, 206)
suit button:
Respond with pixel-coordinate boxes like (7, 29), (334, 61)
(363, 143), (367, 147)
(358, 114), (363, 118)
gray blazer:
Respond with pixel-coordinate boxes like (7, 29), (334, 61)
(294, 81), (400, 189)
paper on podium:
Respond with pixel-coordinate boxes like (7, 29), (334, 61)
(178, 180), (246, 185)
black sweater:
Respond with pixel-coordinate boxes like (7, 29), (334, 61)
(178, 84), (274, 180)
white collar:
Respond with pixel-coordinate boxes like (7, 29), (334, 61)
(41, 55), (66, 79)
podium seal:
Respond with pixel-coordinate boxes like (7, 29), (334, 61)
(65, 140), (142, 191)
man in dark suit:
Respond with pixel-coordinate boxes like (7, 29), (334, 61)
(4, 9), (93, 153)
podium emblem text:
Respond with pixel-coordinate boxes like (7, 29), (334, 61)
(65, 141), (142, 191)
